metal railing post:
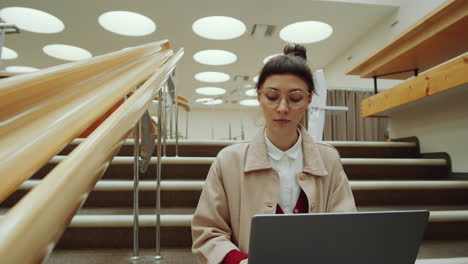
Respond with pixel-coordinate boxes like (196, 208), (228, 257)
(163, 85), (167, 156)
(185, 111), (189, 140)
(154, 88), (164, 260)
(174, 79), (179, 157)
(169, 104), (173, 140)
(131, 120), (141, 260)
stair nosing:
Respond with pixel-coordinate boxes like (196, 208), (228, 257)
(45, 210), (468, 227)
(70, 138), (417, 148)
(48, 156), (447, 166)
(18, 180), (468, 191)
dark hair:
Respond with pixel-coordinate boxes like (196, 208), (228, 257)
(256, 44), (315, 94)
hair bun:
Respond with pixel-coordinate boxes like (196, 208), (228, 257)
(283, 44), (307, 60)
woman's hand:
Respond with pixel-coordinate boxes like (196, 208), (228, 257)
(240, 259), (248, 264)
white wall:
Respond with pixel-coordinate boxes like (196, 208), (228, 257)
(324, 0), (446, 91)
(388, 84), (468, 173)
(181, 106), (263, 140)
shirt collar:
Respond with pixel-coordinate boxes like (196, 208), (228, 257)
(264, 129), (302, 161)
(244, 126), (328, 177)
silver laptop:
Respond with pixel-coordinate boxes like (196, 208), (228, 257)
(248, 210), (429, 264)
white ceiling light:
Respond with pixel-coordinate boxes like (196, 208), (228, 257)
(1, 47), (18, 60)
(279, 21), (333, 44)
(195, 98), (211, 103)
(205, 99), (223, 105)
(5, 66), (39, 73)
(193, 50), (237, 65)
(192, 16), (246, 40)
(245, 89), (258, 97)
(253, 75), (259, 83)
(43, 44), (92, 61)
(99, 11), (156, 36)
(0, 7), (64, 34)
(195, 72), (230, 83)
(263, 53), (282, 64)
(240, 99), (259, 106)
(196, 87), (226, 96)
(196, 98), (223, 105)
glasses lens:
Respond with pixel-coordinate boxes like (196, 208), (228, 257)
(263, 90), (280, 102)
(289, 91), (305, 103)
(260, 89), (308, 108)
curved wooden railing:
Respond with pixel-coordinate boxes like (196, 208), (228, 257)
(0, 40), (170, 202)
(0, 41), (184, 263)
(177, 96), (191, 112)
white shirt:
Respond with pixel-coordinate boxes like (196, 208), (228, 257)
(264, 130), (304, 214)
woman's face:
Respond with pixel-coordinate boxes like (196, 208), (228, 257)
(258, 74), (312, 135)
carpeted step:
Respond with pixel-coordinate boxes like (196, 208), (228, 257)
(60, 139), (419, 158)
(4, 180), (468, 208)
(30, 156), (450, 181)
(2, 206), (467, 248)
(2, 206), (467, 249)
(44, 247), (468, 264)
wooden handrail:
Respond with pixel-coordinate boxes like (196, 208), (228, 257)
(0, 71), (19, 79)
(178, 100), (191, 112)
(0, 41), (171, 202)
(0, 48), (184, 263)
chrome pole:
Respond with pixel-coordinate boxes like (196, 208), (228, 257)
(241, 120), (245, 140)
(163, 85), (167, 156)
(131, 120), (141, 260)
(0, 30), (4, 60)
(169, 104), (173, 140)
(174, 81), (179, 157)
(154, 89), (163, 260)
(185, 111), (189, 140)
(211, 105), (214, 140)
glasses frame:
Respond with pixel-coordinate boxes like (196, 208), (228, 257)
(257, 88), (311, 109)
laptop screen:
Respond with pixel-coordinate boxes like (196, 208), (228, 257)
(248, 210), (429, 264)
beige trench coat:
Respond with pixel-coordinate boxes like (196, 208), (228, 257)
(191, 127), (357, 263)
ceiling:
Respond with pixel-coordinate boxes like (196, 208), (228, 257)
(0, 0), (397, 107)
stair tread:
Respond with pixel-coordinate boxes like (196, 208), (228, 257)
(3, 206), (467, 217)
(18, 179), (468, 191)
(75, 205), (468, 216)
(44, 241), (468, 264)
(70, 138), (417, 148)
(48, 155), (447, 166)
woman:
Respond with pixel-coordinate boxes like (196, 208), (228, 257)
(191, 44), (356, 264)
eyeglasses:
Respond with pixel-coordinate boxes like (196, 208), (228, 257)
(257, 88), (310, 109)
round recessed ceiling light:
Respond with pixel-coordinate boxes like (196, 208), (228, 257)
(192, 16), (246, 40)
(193, 50), (237, 65)
(99, 11), (156, 36)
(240, 99), (259, 106)
(195, 71), (230, 83)
(196, 87), (226, 96)
(253, 75), (259, 83)
(263, 53), (282, 64)
(245, 89), (257, 97)
(1, 47), (18, 60)
(279, 21), (333, 44)
(195, 98), (211, 103)
(0, 7), (64, 34)
(196, 98), (223, 105)
(43, 44), (92, 61)
(5, 66), (39, 73)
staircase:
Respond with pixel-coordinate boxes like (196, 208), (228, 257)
(2, 139), (468, 263)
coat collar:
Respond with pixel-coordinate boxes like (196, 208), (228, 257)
(244, 126), (328, 177)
